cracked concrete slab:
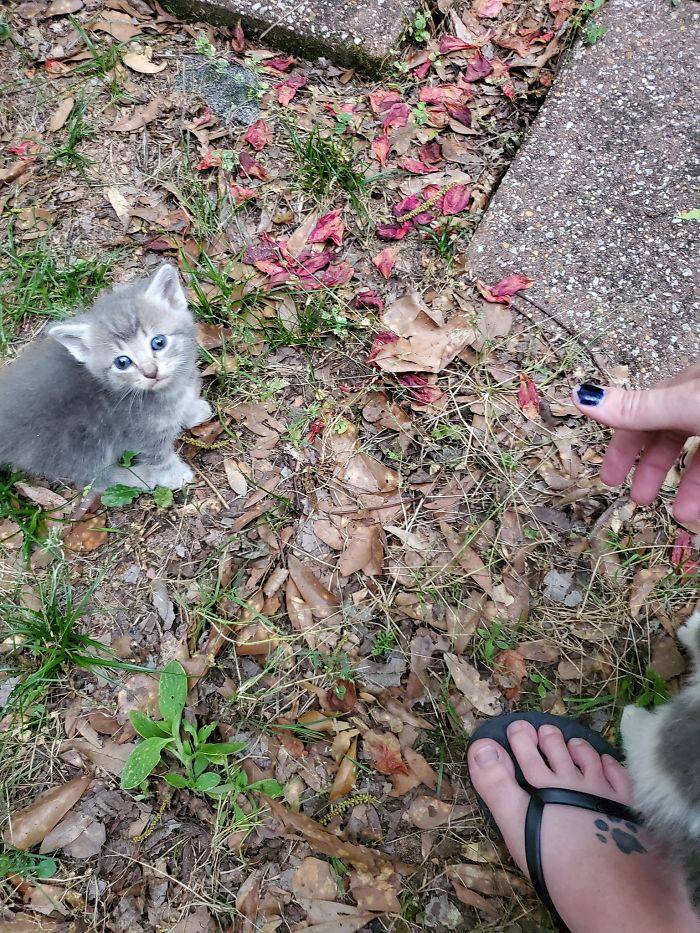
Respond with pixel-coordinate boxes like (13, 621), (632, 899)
(165, 0), (420, 72)
(468, 0), (699, 385)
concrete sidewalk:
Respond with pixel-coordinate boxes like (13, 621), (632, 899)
(468, 0), (698, 385)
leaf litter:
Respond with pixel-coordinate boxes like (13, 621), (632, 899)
(1, 0), (698, 929)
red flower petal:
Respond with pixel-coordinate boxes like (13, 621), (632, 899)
(397, 373), (443, 404)
(308, 209), (344, 247)
(368, 331), (399, 362)
(398, 156), (435, 175)
(517, 374), (540, 419)
(464, 52), (494, 82)
(195, 150), (220, 171)
(672, 530), (693, 567)
(371, 132), (391, 167)
(244, 119), (270, 152)
(306, 418), (325, 441)
(382, 102), (410, 129)
(441, 184), (470, 215)
(419, 141), (443, 165)
(265, 55), (295, 72)
(477, 273), (534, 303)
(231, 21), (245, 52)
(439, 35), (475, 54)
(192, 106), (213, 128)
(318, 260), (354, 288)
(239, 151), (267, 180)
(276, 74), (308, 106)
(353, 290), (384, 313)
(368, 89), (403, 115)
(376, 221), (413, 241)
(372, 247), (398, 279)
(444, 101), (472, 126)
(229, 182), (257, 204)
(413, 60), (431, 80)
(7, 140), (33, 156)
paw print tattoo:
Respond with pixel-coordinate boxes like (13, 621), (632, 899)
(593, 817), (647, 855)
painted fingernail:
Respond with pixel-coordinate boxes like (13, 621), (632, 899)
(576, 383), (605, 406)
(474, 746), (499, 766)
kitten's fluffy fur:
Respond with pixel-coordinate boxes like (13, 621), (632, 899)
(0, 264), (211, 491)
(621, 611), (700, 845)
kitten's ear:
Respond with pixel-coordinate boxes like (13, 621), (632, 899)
(144, 263), (188, 314)
(48, 321), (92, 363)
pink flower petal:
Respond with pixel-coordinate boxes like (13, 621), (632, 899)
(371, 132), (391, 167)
(464, 52), (494, 82)
(372, 247), (398, 279)
(441, 184), (470, 215)
(354, 290), (384, 313)
(244, 119), (270, 152)
(376, 221), (413, 241)
(239, 151), (267, 179)
(308, 209), (345, 247)
(368, 331), (398, 362)
(476, 273), (534, 303)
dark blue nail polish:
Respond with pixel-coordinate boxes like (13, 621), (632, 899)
(577, 382), (605, 406)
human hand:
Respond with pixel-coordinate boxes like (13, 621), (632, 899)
(572, 362), (700, 528)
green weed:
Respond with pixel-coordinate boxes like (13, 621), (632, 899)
(122, 659), (284, 800)
(371, 627), (398, 658)
(0, 846), (57, 882)
(45, 97), (95, 169)
(0, 233), (112, 352)
(287, 125), (374, 211)
(475, 621), (514, 665)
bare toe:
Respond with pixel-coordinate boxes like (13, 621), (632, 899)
(507, 721), (552, 786)
(567, 738), (604, 779)
(601, 754), (634, 802)
(467, 739), (530, 875)
(538, 725), (578, 777)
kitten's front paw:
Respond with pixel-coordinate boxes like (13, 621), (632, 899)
(620, 704), (651, 745)
(677, 611), (700, 652)
(154, 459), (195, 490)
(185, 398), (213, 428)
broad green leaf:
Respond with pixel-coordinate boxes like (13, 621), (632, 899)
(197, 722), (217, 743)
(34, 857), (58, 880)
(159, 660), (188, 725)
(163, 773), (189, 789)
(677, 208), (700, 221)
(193, 755), (209, 778)
(120, 450), (137, 467)
(250, 778), (284, 798)
(194, 771), (221, 791)
(152, 486), (174, 508)
(129, 711), (170, 740)
(182, 719), (197, 738)
(197, 741), (246, 757)
(101, 484), (141, 507)
(120, 737), (170, 789)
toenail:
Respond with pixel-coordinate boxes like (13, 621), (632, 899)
(474, 745), (500, 766)
(508, 721), (526, 733)
(539, 725), (558, 736)
(569, 738), (584, 747)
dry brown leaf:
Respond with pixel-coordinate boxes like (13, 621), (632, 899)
(517, 639), (560, 663)
(123, 51), (167, 74)
(286, 210), (320, 257)
(363, 729), (408, 775)
(440, 523), (493, 595)
(45, 0), (83, 16)
(288, 556), (340, 619)
(629, 567), (667, 618)
(223, 459), (248, 495)
(447, 869), (499, 919)
(105, 186), (131, 225)
(292, 857), (338, 901)
(444, 653), (502, 715)
(265, 797), (394, 872)
(338, 523), (383, 577)
(93, 14), (142, 42)
(446, 862), (530, 896)
(62, 515), (107, 554)
(295, 899), (377, 933)
(39, 810), (105, 858)
(14, 482), (67, 512)
(48, 96), (75, 132)
(329, 738), (357, 801)
(235, 869), (261, 932)
(0, 518), (23, 549)
(493, 649), (527, 701)
(349, 863), (402, 913)
(313, 519), (344, 550)
(65, 737), (135, 776)
(111, 96), (163, 132)
(3, 776), (91, 849)
(405, 795), (474, 829)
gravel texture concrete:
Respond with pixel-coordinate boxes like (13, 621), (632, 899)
(468, 0), (699, 385)
(179, 56), (260, 125)
(165, 0), (420, 72)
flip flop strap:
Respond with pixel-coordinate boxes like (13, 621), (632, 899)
(524, 788), (639, 931)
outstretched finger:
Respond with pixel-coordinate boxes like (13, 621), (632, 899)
(573, 380), (700, 436)
(600, 429), (647, 487)
(673, 449), (700, 529)
(630, 434), (686, 506)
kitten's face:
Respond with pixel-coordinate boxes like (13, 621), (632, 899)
(49, 265), (196, 394)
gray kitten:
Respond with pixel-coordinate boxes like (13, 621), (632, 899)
(621, 610), (700, 845)
(0, 264), (212, 492)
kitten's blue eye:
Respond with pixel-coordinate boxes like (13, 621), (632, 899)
(114, 355), (132, 370)
(151, 335), (167, 351)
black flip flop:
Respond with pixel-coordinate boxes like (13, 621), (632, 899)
(469, 712), (640, 931)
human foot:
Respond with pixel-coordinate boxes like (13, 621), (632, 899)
(468, 720), (699, 933)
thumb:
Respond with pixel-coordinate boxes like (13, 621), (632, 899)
(572, 380), (700, 436)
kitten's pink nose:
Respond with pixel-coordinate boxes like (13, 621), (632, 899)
(142, 363), (158, 380)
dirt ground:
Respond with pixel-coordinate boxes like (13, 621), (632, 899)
(0, 0), (697, 930)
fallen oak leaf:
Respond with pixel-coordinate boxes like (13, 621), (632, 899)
(111, 96), (163, 132)
(292, 857), (338, 901)
(3, 776), (92, 849)
(122, 51), (167, 74)
(444, 653), (502, 715)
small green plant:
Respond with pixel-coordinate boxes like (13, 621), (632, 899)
(411, 101), (429, 126)
(195, 33), (228, 72)
(476, 621), (513, 664)
(584, 22), (606, 44)
(676, 208), (700, 221)
(371, 627), (398, 658)
(0, 847), (57, 882)
(431, 422), (462, 442)
(1, 567), (147, 714)
(411, 9), (431, 43)
(100, 451), (175, 509)
(529, 670), (556, 699)
(121, 660), (283, 798)
(0, 469), (58, 559)
(308, 646), (355, 699)
(69, 17), (128, 99)
(287, 125), (373, 211)
(45, 97), (95, 169)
